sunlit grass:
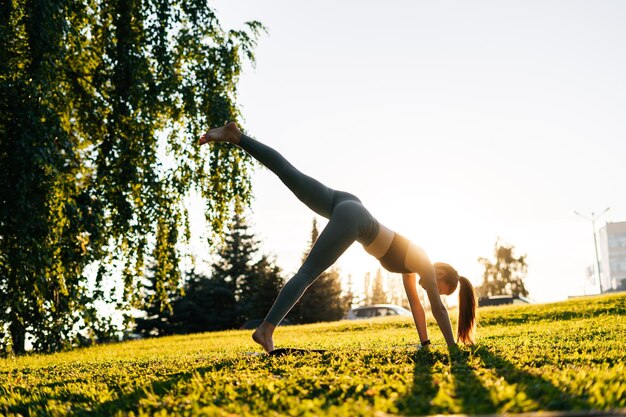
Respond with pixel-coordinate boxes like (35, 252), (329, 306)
(1, 293), (625, 416)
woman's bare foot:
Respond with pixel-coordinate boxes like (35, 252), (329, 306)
(252, 321), (276, 353)
(199, 122), (242, 145)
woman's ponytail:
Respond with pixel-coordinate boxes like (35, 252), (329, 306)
(457, 276), (477, 344)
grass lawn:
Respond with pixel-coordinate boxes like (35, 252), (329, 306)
(1, 293), (625, 416)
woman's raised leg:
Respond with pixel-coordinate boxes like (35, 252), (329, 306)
(200, 122), (353, 218)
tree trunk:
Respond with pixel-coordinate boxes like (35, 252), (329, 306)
(9, 319), (26, 355)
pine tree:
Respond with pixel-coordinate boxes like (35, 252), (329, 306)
(210, 214), (258, 327)
(238, 255), (284, 322)
(288, 219), (350, 323)
(343, 274), (356, 310)
(363, 272), (372, 305)
(370, 268), (389, 304)
(135, 269), (230, 336)
(387, 274), (408, 308)
(135, 214), (283, 335)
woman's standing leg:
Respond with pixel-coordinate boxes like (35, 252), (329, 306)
(253, 199), (368, 351)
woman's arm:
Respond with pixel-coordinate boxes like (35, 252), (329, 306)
(402, 273), (429, 343)
(421, 269), (456, 346)
(405, 244), (457, 347)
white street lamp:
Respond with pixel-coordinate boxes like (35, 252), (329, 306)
(574, 207), (610, 293)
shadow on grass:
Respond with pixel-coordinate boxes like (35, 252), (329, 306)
(396, 343), (594, 415)
(449, 347), (497, 414)
(82, 350), (427, 416)
(395, 347), (497, 415)
(394, 347), (438, 415)
(4, 358), (238, 416)
(3, 375), (96, 416)
(474, 345), (592, 410)
(90, 357), (245, 416)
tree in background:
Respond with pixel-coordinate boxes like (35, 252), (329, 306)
(0, 0), (263, 354)
(288, 219), (350, 323)
(135, 214), (283, 335)
(343, 274), (356, 310)
(370, 269), (389, 304)
(208, 213), (258, 328)
(1, 0), (106, 354)
(477, 239), (529, 298)
(237, 255), (284, 322)
(135, 269), (228, 336)
(362, 272), (372, 305)
(212, 213), (283, 327)
(133, 218), (185, 336)
(387, 274), (409, 308)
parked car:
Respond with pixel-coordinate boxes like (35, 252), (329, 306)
(346, 304), (413, 320)
(478, 295), (531, 307)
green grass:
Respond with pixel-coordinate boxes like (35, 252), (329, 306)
(1, 293), (625, 416)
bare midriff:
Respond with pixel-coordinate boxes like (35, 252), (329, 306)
(365, 223), (420, 274)
(364, 223), (394, 258)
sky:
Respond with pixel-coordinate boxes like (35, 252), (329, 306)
(202, 0), (626, 303)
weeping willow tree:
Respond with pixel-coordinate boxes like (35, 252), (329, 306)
(0, 0), (263, 354)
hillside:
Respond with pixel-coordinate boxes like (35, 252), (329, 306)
(1, 293), (625, 416)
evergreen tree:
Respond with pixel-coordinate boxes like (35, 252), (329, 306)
(370, 268), (389, 304)
(288, 219), (350, 323)
(363, 272), (372, 305)
(0, 0), (263, 353)
(477, 239), (529, 298)
(238, 255), (284, 322)
(135, 214), (283, 335)
(343, 274), (356, 310)
(209, 213), (257, 327)
(135, 269), (229, 336)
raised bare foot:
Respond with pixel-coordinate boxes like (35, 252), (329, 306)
(199, 121), (242, 145)
(252, 321), (276, 353)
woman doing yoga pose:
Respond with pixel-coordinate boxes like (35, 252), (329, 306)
(199, 122), (477, 352)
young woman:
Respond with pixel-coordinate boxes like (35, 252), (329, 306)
(200, 122), (477, 352)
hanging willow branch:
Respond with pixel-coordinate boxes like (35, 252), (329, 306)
(0, 0), (265, 354)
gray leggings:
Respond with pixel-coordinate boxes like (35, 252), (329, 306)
(238, 134), (380, 325)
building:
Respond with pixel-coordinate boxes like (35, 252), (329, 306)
(598, 221), (626, 292)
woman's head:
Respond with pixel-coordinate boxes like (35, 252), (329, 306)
(433, 262), (478, 344)
(434, 262), (459, 295)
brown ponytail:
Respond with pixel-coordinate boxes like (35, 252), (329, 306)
(457, 276), (477, 344)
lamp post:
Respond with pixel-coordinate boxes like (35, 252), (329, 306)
(574, 207), (610, 294)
